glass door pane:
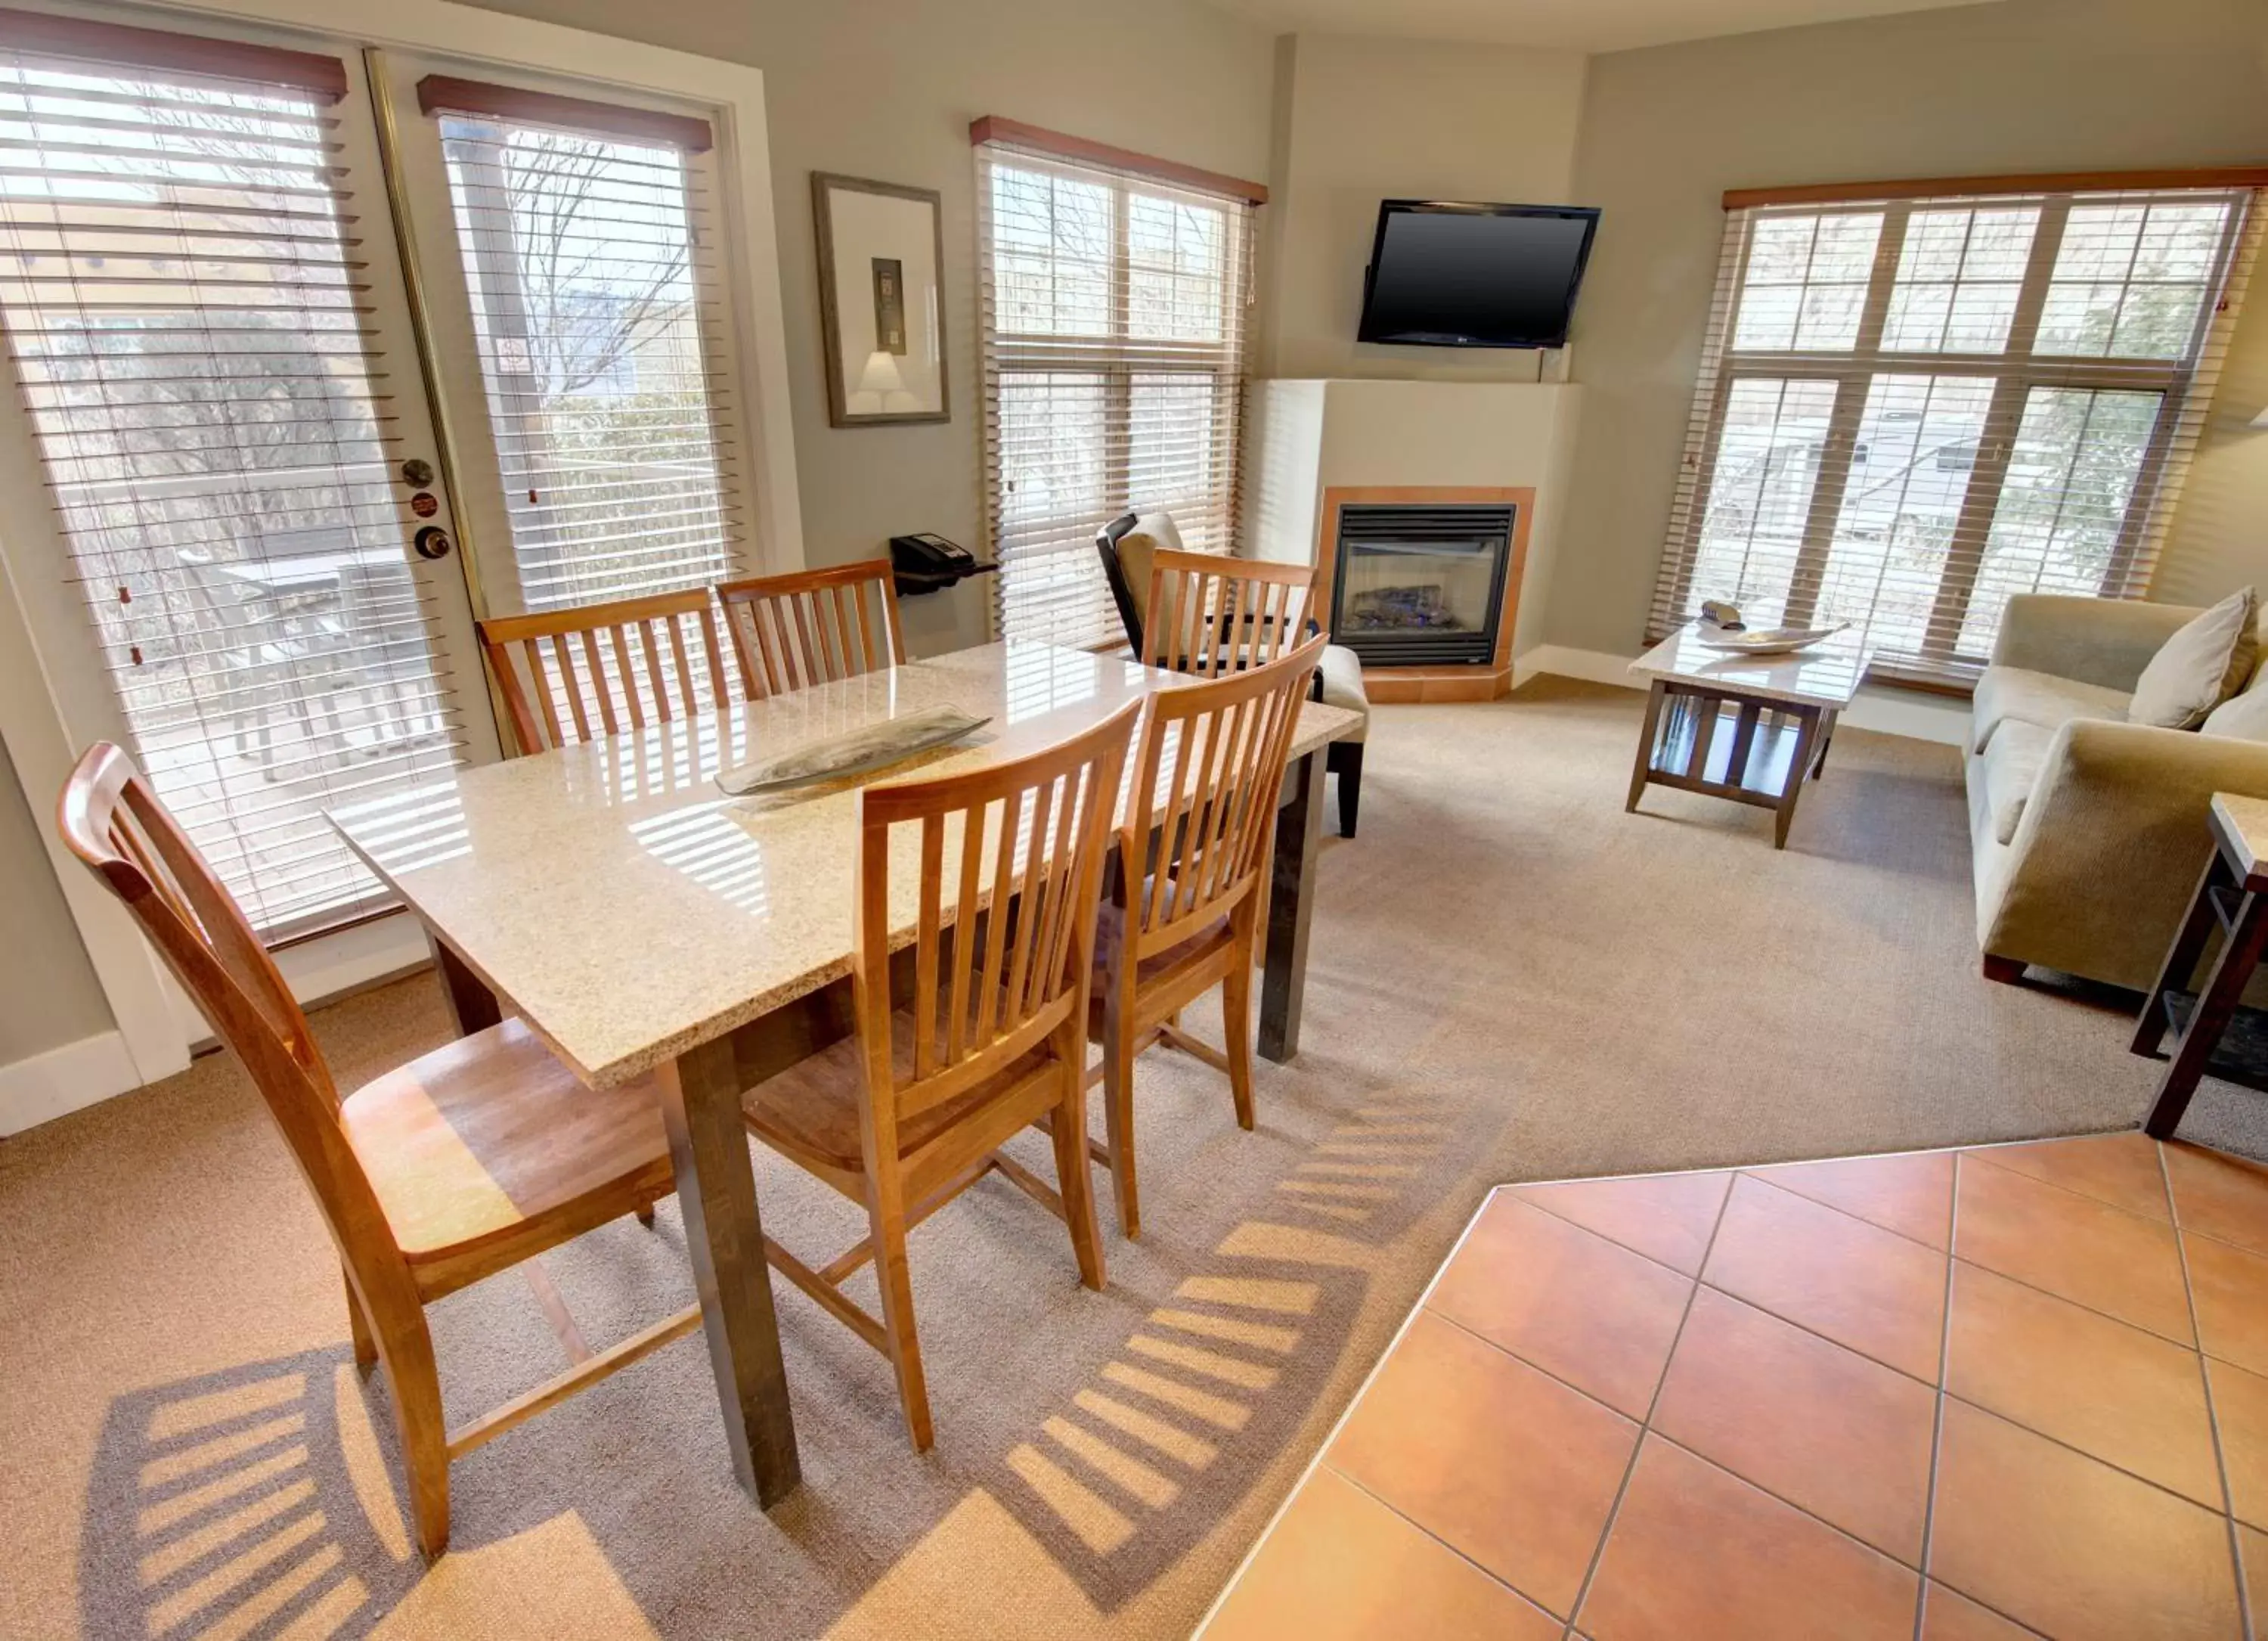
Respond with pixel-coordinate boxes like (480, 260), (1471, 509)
(0, 39), (487, 937)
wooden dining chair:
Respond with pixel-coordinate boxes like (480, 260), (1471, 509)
(715, 559), (906, 697)
(1091, 635), (1327, 1239)
(736, 698), (1139, 1449)
(1142, 547), (1316, 677)
(478, 588), (733, 755)
(58, 744), (687, 1557)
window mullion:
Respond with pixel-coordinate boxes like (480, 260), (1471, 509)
(1782, 204), (1908, 628)
(1916, 200), (2069, 658)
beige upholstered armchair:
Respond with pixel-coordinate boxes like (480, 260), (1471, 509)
(1969, 594), (2268, 990)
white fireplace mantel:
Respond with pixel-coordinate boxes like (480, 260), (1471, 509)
(1244, 377), (1582, 698)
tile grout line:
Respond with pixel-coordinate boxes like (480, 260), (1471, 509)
(2161, 1138), (2254, 1641)
(1558, 1175), (1740, 1641)
(1913, 1152), (1962, 1641)
(1318, 1462), (1561, 1630)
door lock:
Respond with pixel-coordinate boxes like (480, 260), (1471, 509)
(414, 526), (453, 560)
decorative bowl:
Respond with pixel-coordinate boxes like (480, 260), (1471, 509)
(1693, 622), (1847, 657)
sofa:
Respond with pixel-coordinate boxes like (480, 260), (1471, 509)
(1970, 594), (2268, 990)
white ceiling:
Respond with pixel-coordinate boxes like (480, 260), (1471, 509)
(1211, 0), (1997, 54)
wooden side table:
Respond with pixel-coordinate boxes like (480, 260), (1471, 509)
(2135, 793), (2268, 1137)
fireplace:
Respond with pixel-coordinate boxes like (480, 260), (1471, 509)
(1329, 502), (1517, 667)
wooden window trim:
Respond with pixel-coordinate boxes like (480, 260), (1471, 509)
(1726, 167), (2268, 210)
(417, 74), (711, 152)
(0, 4), (347, 100)
(969, 115), (1266, 205)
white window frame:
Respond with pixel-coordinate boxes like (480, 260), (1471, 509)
(0, 0), (801, 1103)
(1653, 178), (2260, 685)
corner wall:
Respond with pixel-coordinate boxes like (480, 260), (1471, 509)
(1256, 32), (1588, 383)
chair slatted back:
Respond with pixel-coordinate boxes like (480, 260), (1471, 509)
(854, 700), (1139, 1133)
(57, 745), (407, 1292)
(717, 561), (906, 698)
(1123, 636), (1325, 957)
(479, 590), (733, 756)
(1141, 548), (1315, 677)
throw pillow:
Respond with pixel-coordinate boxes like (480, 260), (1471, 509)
(2129, 587), (2258, 731)
(2205, 677), (2268, 741)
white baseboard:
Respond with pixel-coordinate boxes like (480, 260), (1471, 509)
(1510, 644), (1967, 747)
(0, 1030), (141, 1137)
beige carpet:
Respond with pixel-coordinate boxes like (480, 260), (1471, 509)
(6, 677), (2256, 1641)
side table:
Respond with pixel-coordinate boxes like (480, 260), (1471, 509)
(2135, 793), (2268, 1137)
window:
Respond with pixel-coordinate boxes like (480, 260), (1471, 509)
(1651, 180), (2260, 685)
(0, 36), (466, 937)
(974, 121), (1258, 650)
(423, 79), (741, 611)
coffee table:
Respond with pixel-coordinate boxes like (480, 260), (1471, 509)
(1625, 624), (1868, 848)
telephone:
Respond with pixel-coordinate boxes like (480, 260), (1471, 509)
(888, 533), (993, 595)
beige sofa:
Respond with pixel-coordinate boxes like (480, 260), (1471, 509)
(1970, 594), (2268, 990)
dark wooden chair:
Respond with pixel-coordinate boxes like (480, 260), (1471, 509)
(1089, 636), (1328, 1238)
(478, 588), (733, 755)
(737, 699), (1139, 1448)
(57, 744), (688, 1557)
(1095, 512), (1366, 837)
(715, 559), (906, 697)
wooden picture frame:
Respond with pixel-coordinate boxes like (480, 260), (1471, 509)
(812, 173), (950, 428)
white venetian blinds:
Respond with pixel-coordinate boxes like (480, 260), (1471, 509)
(422, 78), (741, 612)
(0, 14), (466, 937)
(1651, 178), (2261, 686)
(974, 121), (1257, 650)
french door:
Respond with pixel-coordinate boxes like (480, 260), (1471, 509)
(0, 5), (750, 963)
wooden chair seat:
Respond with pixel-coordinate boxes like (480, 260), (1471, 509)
(743, 1005), (1056, 1192)
(1088, 904), (1233, 1033)
(341, 1018), (671, 1298)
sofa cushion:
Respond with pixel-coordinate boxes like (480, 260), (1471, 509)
(2130, 586), (2257, 730)
(1969, 665), (2132, 755)
(1318, 644), (1370, 740)
(1980, 718), (2056, 845)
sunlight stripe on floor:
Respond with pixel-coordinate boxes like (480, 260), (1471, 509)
(146, 1512), (325, 1633)
(1275, 1180), (1397, 1200)
(184, 1544), (341, 1641)
(141, 1417), (307, 1491)
(138, 1449), (309, 1537)
(1004, 1444), (1136, 1554)
(1174, 1276), (1318, 1314)
(147, 1378), (305, 1443)
(1073, 1390), (1219, 1469)
(1101, 1363), (1251, 1430)
(1126, 1335), (1278, 1391)
(139, 1481), (314, 1586)
(1043, 1417), (1179, 1509)
(1149, 1308), (1298, 1354)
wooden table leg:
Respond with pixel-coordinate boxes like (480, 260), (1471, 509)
(659, 1033), (801, 1506)
(2143, 883), (2268, 1141)
(1810, 710), (1838, 780)
(1771, 706), (1823, 849)
(2134, 851), (2232, 1059)
(1259, 750), (1325, 1064)
(429, 935), (501, 1037)
(1724, 700), (1762, 788)
(1627, 681), (1668, 812)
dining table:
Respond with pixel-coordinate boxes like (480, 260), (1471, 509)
(327, 638), (1363, 1513)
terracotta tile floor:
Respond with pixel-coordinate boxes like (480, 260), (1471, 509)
(1199, 1133), (2268, 1641)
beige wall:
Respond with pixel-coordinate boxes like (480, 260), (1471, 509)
(1548, 0), (2268, 653)
(1257, 32), (1588, 381)
(0, 737), (110, 1064)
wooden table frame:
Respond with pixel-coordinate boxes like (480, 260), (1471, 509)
(2135, 802), (2268, 1138)
(1625, 680), (1838, 849)
(413, 743), (1337, 1511)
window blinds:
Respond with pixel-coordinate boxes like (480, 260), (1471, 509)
(0, 23), (466, 938)
(974, 125), (1256, 650)
(1650, 181), (2261, 687)
(422, 77), (741, 613)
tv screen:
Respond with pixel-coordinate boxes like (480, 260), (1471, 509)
(1358, 201), (1601, 349)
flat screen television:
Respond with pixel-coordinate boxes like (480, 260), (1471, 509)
(1357, 200), (1602, 349)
